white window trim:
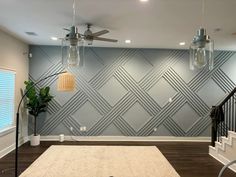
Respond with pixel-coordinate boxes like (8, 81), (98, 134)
(0, 126), (15, 137)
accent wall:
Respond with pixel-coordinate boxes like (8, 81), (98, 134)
(29, 46), (236, 137)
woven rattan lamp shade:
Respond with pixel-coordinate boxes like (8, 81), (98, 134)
(57, 72), (75, 91)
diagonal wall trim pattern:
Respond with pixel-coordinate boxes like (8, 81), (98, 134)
(28, 46), (236, 137)
(164, 68), (209, 115)
(212, 69), (235, 93)
(189, 52), (235, 91)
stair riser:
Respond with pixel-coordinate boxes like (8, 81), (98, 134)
(209, 131), (236, 173)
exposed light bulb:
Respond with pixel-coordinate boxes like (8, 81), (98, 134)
(193, 48), (207, 69)
(68, 45), (80, 66)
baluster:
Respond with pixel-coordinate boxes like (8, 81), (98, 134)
(230, 99), (232, 131)
(230, 96), (231, 132)
(225, 101), (228, 137)
(231, 96), (234, 132)
(212, 88), (236, 146)
(234, 93), (236, 132)
(229, 97), (232, 136)
(218, 107), (219, 142)
(228, 99), (231, 135)
(227, 100), (230, 131)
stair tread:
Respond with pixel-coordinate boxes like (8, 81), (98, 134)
(229, 131), (236, 136)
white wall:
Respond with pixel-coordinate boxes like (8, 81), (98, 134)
(0, 29), (28, 157)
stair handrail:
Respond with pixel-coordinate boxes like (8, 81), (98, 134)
(210, 87), (236, 147)
(219, 87), (236, 107)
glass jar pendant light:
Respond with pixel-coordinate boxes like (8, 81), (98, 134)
(61, 0), (81, 67)
(189, 28), (214, 70)
(189, 0), (214, 70)
(66, 26), (80, 66)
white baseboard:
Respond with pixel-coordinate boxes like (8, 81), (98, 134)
(0, 144), (15, 159)
(209, 152), (236, 173)
(0, 136), (29, 159)
(40, 135), (211, 142)
(0, 135), (210, 159)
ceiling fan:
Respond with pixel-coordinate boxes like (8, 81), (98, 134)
(62, 24), (118, 67)
(61, 0), (118, 67)
(64, 24), (118, 46)
(83, 24), (118, 45)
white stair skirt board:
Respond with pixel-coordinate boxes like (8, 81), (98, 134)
(20, 146), (180, 177)
(209, 131), (236, 173)
(40, 135), (211, 142)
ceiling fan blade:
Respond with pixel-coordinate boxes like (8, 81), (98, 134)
(63, 28), (70, 31)
(93, 36), (118, 42)
(92, 30), (109, 36)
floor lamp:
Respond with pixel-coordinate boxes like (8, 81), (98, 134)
(218, 160), (236, 177)
(15, 71), (75, 177)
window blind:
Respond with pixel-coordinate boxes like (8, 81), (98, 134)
(0, 69), (15, 130)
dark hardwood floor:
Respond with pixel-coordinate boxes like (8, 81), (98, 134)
(0, 141), (236, 177)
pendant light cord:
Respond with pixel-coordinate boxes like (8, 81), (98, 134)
(201, 0), (206, 28)
(72, 0), (76, 26)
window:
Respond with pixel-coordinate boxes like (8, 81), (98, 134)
(0, 69), (15, 131)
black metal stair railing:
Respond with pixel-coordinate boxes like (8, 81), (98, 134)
(210, 87), (236, 147)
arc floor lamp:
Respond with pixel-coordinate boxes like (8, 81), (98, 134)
(15, 71), (75, 177)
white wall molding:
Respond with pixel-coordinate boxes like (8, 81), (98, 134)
(0, 144), (15, 159)
(0, 126), (16, 137)
(209, 151), (236, 173)
(0, 135), (210, 159)
(40, 135), (211, 142)
(31, 47), (232, 137)
(209, 131), (236, 173)
(0, 136), (29, 159)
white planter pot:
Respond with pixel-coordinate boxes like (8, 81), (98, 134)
(30, 134), (40, 146)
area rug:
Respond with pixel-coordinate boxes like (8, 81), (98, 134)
(20, 145), (180, 177)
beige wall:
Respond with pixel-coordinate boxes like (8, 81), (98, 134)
(0, 29), (28, 155)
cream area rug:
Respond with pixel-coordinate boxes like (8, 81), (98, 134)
(20, 145), (180, 177)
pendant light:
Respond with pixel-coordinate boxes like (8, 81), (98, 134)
(61, 0), (82, 67)
(57, 72), (76, 91)
(189, 0), (214, 70)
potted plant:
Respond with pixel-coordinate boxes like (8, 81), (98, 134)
(24, 81), (53, 146)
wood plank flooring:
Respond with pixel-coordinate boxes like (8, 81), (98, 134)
(0, 141), (236, 177)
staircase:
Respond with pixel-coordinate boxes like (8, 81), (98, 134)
(209, 131), (236, 172)
(209, 87), (236, 173)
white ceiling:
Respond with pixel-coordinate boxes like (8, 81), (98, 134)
(0, 0), (236, 50)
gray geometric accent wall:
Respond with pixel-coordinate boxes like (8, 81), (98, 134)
(29, 45), (236, 137)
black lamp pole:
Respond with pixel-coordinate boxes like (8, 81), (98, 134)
(15, 71), (66, 177)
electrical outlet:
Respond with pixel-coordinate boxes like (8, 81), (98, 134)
(80, 126), (86, 132)
(70, 126), (73, 132)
